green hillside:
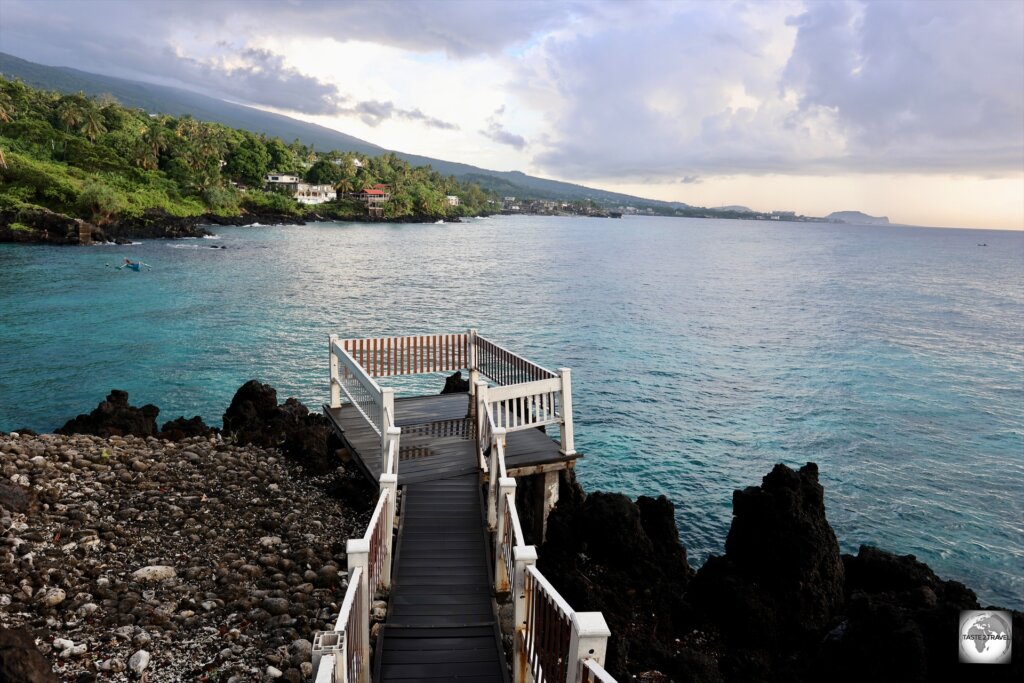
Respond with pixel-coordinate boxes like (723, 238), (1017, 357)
(0, 52), (685, 209)
(0, 76), (496, 237)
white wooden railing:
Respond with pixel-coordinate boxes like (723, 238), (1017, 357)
(340, 332), (471, 378)
(480, 398), (613, 683)
(322, 331), (607, 683)
(313, 420), (400, 683)
(330, 336), (395, 463)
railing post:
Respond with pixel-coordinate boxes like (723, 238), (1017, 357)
(475, 379), (489, 438)
(384, 426), (401, 477)
(566, 612), (611, 683)
(494, 477), (516, 592)
(381, 386), (395, 463)
(379, 473), (397, 590)
(346, 539), (370, 683)
(468, 328), (479, 400)
(488, 427), (506, 530)
(512, 545), (538, 683)
(329, 335), (341, 409)
(558, 368), (575, 456)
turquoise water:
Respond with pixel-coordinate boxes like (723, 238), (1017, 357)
(1, 216), (1022, 608)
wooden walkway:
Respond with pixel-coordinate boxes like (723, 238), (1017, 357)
(376, 474), (507, 682)
(324, 391), (580, 683)
(325, 393), (577, 485)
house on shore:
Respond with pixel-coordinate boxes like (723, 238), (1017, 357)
(351, 185), (391, 218)
(264, 173), (337, 205)
(445, 195), (460, 207)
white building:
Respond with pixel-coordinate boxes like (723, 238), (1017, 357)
(265, 173), (302, 184)
(445, 195), (460, 207)
(264, 173), (337, 205)
(295, 184), (337, 205)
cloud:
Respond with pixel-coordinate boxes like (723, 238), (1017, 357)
(782, 1), (1024, 171)
(173, 47), (347, 115)
(519, 0), (1024, 181)
(480, 107), (527, 149)
(339, 99), (460, 130)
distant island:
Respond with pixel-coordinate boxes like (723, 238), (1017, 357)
(826, 210), (890, 225)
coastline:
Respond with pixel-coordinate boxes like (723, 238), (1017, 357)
(2, 383), (1021, 681)
(0, 207), (476, 246)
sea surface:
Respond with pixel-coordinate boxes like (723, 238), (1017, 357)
(1, 216), (1022, 608)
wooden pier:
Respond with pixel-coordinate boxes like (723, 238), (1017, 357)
(312, 331), (617, 683)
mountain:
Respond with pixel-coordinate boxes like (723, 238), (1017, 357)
(826, 211), (890, 225)
(0, 52), (680, 208)
(713, 205), (753, 213)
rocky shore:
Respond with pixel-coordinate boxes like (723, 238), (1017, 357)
(537, 464), (1023, 682)
(3, 380), (1021, 682)
(0, 207), (469, 246)
(1, 383), (375, 682)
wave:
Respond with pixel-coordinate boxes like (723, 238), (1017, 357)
(202, 234), (221, 239)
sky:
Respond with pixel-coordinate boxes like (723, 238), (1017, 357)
(1, 0), (1022, 229)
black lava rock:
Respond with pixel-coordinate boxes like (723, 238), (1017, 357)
(56, 390), (160, 438)
(440, 371), (469, 394)
(0, 628), (59, 683)
(160, 415), (217, 442)
(222, 380), (334, 472)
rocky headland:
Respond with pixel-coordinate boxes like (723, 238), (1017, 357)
(2, 381), (1021, 682)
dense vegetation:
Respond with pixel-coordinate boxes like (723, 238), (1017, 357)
(0, 77), (496, 228)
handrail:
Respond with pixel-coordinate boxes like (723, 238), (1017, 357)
(474, 334), (557, 385)
(524, 564), (573, 683)
(581, 659), (617, 683)
(485, 376), (564, 434)
(322, 329), (601, 683)
(330, 339), (385, 436)
(365, 490), (389, 597)
(343, 333), (470, 378)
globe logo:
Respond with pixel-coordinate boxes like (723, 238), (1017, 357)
(959, 610), (1012, 664)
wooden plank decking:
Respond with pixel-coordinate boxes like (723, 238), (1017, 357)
(376, 474), (507, 682)
(324, 393), (578, 485)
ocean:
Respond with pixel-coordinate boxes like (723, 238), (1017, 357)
(1, 215), (1021, 608)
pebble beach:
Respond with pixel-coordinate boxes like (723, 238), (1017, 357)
(0, 431), (366, 682)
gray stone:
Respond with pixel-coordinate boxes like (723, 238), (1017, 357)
(128, 649), (151, 674)
(133, 565), (176, 582)
(39, 588), (66, 607)
(266, 665), (283, 678)
(261, 597), (289, 616)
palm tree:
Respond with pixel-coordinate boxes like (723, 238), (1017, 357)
(57, 100), (85, 132)
(334, 177), (354, 195)
(80, 107), (107, 142)
(135, 122), (167, 170)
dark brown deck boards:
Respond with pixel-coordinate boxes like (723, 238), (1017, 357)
(376, 474), (508, 682)
(324, 393), (578, 487)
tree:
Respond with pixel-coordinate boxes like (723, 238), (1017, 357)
(57, 100), (85, 132)
(304, 159), (344, 185)
(224, 135), (271, 186)
(265, 138), (297, 173)
(135, 121), (168, 170)
(0, 90), (13, 169)
(80, 107), (107, 142)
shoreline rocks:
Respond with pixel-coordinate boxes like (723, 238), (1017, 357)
(0, 430), (371, 682)
(538, 464), (1023, 682)
(1, 207), (472, 245)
